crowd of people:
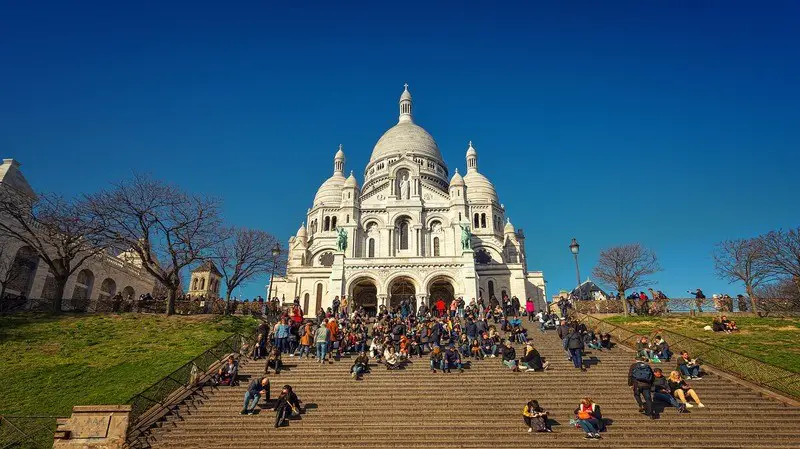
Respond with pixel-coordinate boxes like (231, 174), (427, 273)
(217, 293), (715, 438)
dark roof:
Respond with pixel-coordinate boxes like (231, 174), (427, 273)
(569, 279), (607, 297)
(192, 260), (222, 276)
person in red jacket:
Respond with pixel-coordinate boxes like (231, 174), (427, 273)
(435, 298), (446, 318)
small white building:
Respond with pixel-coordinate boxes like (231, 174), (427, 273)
(271, 86), (546, 315)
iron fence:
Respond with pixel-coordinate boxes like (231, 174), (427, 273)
(123, 322), (268, 449)
(560, 297), (800, 316)
(572, 312), (800, 400)
(0, 415), (63, 449)
(0, 297), (281, 317)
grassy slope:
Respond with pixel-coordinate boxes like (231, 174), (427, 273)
(0, 313), (258, 416)
(603, 316), (800, 372)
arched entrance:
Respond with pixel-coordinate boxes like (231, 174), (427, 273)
(388, 277), (415, 310)
(351, 278), (378, 317)
(428, 276), (455, 307)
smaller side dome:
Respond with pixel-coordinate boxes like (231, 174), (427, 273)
(450, 168), (464, 187)
(466, 140), (477, 157)
(504, 218), (515, 234)
(296, 222), (307, 237)
(343, 171), (358, 189)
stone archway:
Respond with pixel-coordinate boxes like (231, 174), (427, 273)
(350, 277), (378, 317)
(388, 276), (416, 310)
(427, 275), (455, 307)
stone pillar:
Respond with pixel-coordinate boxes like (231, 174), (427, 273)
(327, 252), (345, 302)
(461, 249), (478, 301)
(378, 294), (388, 308)
(53, 405), (131, 449)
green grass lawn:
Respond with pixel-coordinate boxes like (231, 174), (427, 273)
(0, 313), (259, 416)
(602, 315), (800, 372)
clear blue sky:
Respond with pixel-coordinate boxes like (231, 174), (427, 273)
(2, 1), (799, 300)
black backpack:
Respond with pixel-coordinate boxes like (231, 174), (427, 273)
(632, 362), (654, 383)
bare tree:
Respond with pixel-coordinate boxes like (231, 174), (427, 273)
(762, 228), (800, 294)
(0, 186), (107, 312)
(713, 237), (776, 313)
(0, 236), (26, 300)
(213, 227), (282, 313)
(591, 243), (662, 316)
(86, 174), (223, 315)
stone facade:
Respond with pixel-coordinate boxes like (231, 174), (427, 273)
(186, 260), (222, 299)
(0, 159), (155, 301)
(271, 86), (546, 315)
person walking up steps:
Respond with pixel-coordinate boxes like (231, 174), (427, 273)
(314, 319), (330, 364)
(629, 360), (655, 419)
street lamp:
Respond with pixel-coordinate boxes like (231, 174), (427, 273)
(267, 243), (281, 303)
(569, 238), (582, 300)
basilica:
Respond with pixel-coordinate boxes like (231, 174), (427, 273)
(271, 85), (545, 315)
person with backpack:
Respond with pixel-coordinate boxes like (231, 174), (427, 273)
(565, 327), (585, 371)
(628, 360), (655, 419)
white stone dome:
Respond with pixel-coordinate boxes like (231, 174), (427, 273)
(504, 218), (515, 234)
(313, 173), (346, 206)
(450, 169), (464, 187)
(296, 223), (307, 237)
(343, 171), (358, 189)
(463, 171), (498, 202)
(369, 122), (443, 163)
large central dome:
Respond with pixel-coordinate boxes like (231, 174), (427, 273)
(369, 121), (443, 163)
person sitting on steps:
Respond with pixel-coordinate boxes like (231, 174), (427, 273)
(523, 399), (552, 433)
(520, 343), (550, 372)
(573, 397), (603, 440)
(214, 356), (239, 386)
(652, 368), (688, 415)
(668, 371), (705, 408)
(636, 336), (657, 362)
(677, 351), (703, 379)
(384, 345), (400, 370)
(351, 351), (370, 380)
(273, 385), (302, 428)
(443, 343), (464, 373)
(241, 376), (269, 415)
(470, 339), (482, 360)
(500, 340), (521, 372)
(652, 335), (671, 361)
(430, 345), (444, 373)
(265, 346), (282, 374)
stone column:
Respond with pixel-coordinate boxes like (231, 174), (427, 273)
(53, 405), (131, 449)
(327, 252), (346, 302)
(461, 249), (478, 301)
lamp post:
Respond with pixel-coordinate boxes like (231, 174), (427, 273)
(267, 243), (281, 303)
(569, 238), (582, 300)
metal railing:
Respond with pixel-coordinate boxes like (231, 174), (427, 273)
(572, 312), (800, 400)
(560, 297), (800, 316)
(123, 321), (268, 448)
(0, 415), (63, 449)
(0, 297), (280, 317)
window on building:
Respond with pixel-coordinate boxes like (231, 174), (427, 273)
(331, 216), (337, 230)
(481, 213), (487, 228)
(324, 216), (330, 231)
(368, 238), (375, 258)
(488, 280), (495, 299)
(474, 213), (480, 228)
(433, 237), (440, 256)
(399, 220), (409, 250)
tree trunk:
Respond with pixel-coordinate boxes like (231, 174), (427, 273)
(53, 278), (68, 315)
(166, 288), (176, 316)
(745, 284), (759, 317)
(224, 289), (232, 316)
(620, 287), (629, 317)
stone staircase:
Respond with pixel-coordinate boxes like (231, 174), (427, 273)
(147, 321), (800, 449)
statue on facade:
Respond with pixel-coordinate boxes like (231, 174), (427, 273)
(336, 227), (348, 251)
(399, 175), (410, 199)
(460, 224), (472, 250)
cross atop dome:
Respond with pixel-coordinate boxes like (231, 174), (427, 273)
(399, 84), (413, 123)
